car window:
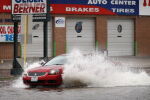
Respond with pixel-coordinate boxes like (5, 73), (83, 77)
(44, 55), (67, 66)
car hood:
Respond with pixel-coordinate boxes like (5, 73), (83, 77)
(27, 65), (63, 73)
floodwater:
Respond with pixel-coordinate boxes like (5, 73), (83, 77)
(1, 80), (150, 100)
(1, 50), (150, 100)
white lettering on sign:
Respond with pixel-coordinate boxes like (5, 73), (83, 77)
(50, 7), (53, 11)
(111, 0), (136, 5)
(88, 0), (108, 4)
(3, 5), (11, 10)
(87, 0), (136, 5)
(112, 8), (135, 13)
(66, 7), (100, 12)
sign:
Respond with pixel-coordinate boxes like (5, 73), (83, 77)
(55, 17), (65, 27)
(51, 0), (139, 15)
(0, 1), (11, 13)
(12, 13), (50, 22)
(0, 25), (21, 42)
(139, 0), (150, 15)
(12, 0), (47, 14)
(12, 14), (21, 22)
(4, 0), (150, 16)
(32, 13), (50, 22)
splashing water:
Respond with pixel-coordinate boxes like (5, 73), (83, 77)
(11, 50), (150, 88)
(63, 50), (150, 87)
(12, 62), (41, 88)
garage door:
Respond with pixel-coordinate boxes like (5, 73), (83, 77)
(107, 19), (134, 56)
(66, 18), (95, 53)
(22, 21), (52, 57)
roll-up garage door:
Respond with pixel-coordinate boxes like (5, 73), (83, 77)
(22, 21), (52, 57)
(107, 19), (134, 56)
(66, 18), (95, 53)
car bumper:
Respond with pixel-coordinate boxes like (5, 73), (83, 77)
(23, 74), (62, 86)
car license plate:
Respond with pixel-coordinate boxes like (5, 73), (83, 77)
(31, 76), (38, 82)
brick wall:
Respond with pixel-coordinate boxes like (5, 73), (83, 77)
(1, 14), (150, 57)
(53, 17), (66, 56)
(0, 43), (21, 59)
(136, 17), (150, 56)
(0, 13), (21, 59)
(96, 16), (107, 52)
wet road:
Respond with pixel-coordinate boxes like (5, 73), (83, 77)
(0, 79), (150, 100)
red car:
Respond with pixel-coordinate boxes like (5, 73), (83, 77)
(22, 55), (66, 87)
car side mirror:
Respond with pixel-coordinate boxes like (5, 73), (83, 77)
(39, 60), (46, 66)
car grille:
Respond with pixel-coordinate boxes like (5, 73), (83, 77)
(24, 80), (57, 84)
(28, 72), (47, 76)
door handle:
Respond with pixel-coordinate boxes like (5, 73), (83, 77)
(33, 36), (39, 38)
(117, 36), (122, 38)
(77, 36), (82, 38)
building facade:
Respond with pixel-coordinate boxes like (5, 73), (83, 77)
(0, 0), (150, 60)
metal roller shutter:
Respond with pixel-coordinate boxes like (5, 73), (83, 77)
(66, 18), (95, 53)
(107, 19), (134, 56)
(22, 21), (52, 57)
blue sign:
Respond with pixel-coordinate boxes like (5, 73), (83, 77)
(50, 0), (139, 15)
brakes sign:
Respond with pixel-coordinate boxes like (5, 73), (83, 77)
(12, 0), (47, 14)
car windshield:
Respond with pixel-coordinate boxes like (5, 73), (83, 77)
(44, 55), (67, 66)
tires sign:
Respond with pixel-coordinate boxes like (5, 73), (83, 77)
(50, 0), (139, 15)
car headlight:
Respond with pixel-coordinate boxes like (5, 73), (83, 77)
(48, 69), (59, 75)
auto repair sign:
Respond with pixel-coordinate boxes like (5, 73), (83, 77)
(0, 25), (21, 42)
(51, 0), (139, 15)
(0, 0), (141, 16)
(12, 0), (47, 14)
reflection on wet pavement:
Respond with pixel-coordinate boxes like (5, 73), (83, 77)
(0, 80), (11, 88)
(1, 80), (150, 100)
(25, 86), (64, 92)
